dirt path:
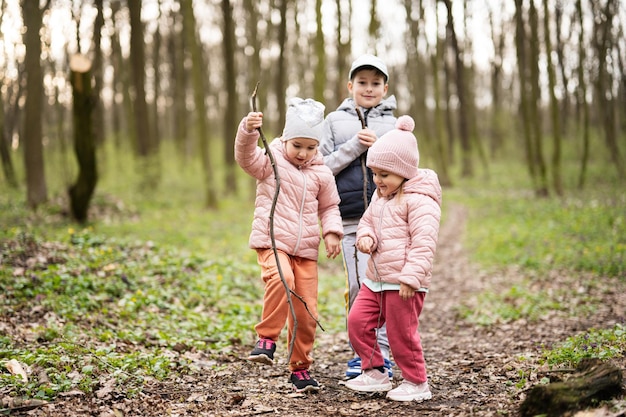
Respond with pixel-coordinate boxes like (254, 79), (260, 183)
(20, 203), (625, 416)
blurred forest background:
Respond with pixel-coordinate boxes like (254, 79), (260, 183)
(0, 0), (624, 222)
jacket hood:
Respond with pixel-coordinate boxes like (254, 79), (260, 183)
(403, 168), (442, 207)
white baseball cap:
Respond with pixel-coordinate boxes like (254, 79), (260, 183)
(348, 54), (389, 81)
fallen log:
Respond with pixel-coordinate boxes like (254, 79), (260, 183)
(520, 358), (624, 417)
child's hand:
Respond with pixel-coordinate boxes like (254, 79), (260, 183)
(324, 233), (341, 259)
(245, 112), (263, 131)
(356, 236), (374, 253)
(357, 128), (377, 148)
(399, 283), (415, 300)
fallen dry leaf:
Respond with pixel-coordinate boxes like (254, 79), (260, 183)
(5, 359), (28, 383)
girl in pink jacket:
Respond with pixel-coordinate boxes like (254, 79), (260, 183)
(235, 98), (344, 393)
(345, 116), (442, 402)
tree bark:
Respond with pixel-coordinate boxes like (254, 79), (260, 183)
(68, 55), (98, 224)
(519, 358), (623, 417)
(528, 0), (549, 196)
(181, 0), (217, 208)
(575, 0), (590, 189)
(313, 0), (326, 103)
(543, 0), (563, 196)
(275, 0), (288, 133)
(128, 0), (153, 157)
(21, 0), (49, 209)
(442, 0), (472, 177)
(221, 0), (238, 195)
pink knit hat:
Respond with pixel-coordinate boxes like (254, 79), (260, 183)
(366, 115), (419, 179)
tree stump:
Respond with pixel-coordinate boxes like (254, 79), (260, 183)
(519, 358), (624, 417)
(68, 54), (97, 223)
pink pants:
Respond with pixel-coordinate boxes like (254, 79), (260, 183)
(348, 285), (427, 384)
(255, 249), (318, 371)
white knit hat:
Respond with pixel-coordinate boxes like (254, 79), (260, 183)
(348, 54), (389, 81)
(367, 115), (419, 179)
(281, 98), (325, 142)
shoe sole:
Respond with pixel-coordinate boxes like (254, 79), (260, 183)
(345, 382), (392, 392)
(386, 392), (432, 402)
(293, 385), (320, 393)
(247, 354), (273, 365)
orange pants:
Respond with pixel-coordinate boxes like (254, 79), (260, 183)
(255, 249), (319, 371)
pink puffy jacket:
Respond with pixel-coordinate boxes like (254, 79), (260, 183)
(356, 168), (442, 290)
(235, 118), (344, 261)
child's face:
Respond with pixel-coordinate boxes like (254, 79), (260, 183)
(284, 138), (319, 166)
(348, 69), (388, 109)
(371, 168), (404, 197)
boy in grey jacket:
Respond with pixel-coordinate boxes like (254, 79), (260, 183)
(319, 54), (397, 379)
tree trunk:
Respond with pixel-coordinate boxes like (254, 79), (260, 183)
(181, 0), (217, 208)
(221, 0), (238, 195)
(575, 0), (590, 189)
(128, 0), (153, 158)
(275, 0), (288, 133)
(488, 5), (505, 157)
(0, 76), (18, 188)
(528, 0), (549, 196)
(21, 0), (49, 209)
(68, 55), (98, 224)
(590, 0), (624, 180)
(515, 0), (535, 183)
(92, 0), (105, 147)
(519, 358), (623, 417)
(442, 0), (472, 177)
(543, 0), (563, 196)
(313, 0), (326, 103)
(169, 11), (189, 158)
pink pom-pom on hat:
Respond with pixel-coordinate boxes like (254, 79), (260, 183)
(366, 115), (419, 179)
(395, 115), (415, 132)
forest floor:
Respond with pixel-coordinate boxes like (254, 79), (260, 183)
(9, 203), (626, 416)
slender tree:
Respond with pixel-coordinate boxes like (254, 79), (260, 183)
(21, 0), (50, 208)
(181, 0), (217, 208)
(222, 0), (238, 194)
(442, 0), (472, 177)
(92, 0), (105, 146)
(575, 0), (591, 188)
(128, 0), (153, 158)
(275, 0), (288, 132)
(590, 0), (624, 179)
(543, 0), (563, 196)
(313, 0), (326, 103)
(528, 0), (549, 196)
(68, 54), (97, 223)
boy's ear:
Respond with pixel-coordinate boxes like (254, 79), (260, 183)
(347, 80), (354, 93)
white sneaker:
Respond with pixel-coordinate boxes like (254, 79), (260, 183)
(386, 381), (432, 402)
(345, 369), (392, 392)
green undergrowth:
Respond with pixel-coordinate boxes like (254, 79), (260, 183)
(1, 141), (625, 400)
(448, 157), (625, 369)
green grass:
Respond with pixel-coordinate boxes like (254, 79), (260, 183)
(542, 324), (626, 367)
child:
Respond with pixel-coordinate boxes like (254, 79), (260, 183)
(319, 54), (397, 379)
(235, 97), (344, 393)
(344, 116), (442, 402)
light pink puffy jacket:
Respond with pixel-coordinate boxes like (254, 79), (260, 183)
(235, 118), (344, 261)
(357, 168), (442, 290)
